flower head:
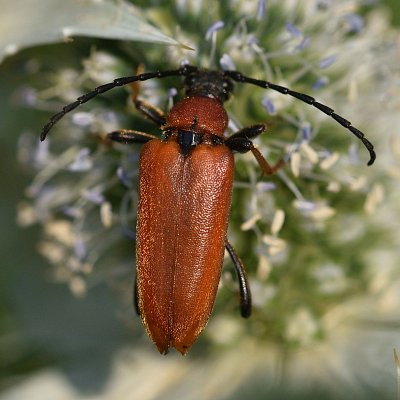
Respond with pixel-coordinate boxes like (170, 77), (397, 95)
(16, 0), (400, 396)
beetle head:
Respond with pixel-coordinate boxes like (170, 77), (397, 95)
(183, 69), (234, 103)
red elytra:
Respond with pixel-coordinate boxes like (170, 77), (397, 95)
(137, 97), (233, 354)
(40, 65), (376, 355)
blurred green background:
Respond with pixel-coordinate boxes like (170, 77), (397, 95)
(0, 1), (399, 399)
(0, 44), (134, 393)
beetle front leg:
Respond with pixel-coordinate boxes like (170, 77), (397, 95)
(225, 239), (252, 318)
(133, 99), (166, 127)
(228, 124), (266, 141)
(226, 124), (284, 175)
(107, 129), (157, 144)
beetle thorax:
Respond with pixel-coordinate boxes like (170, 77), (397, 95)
(165, 97), (228, 137)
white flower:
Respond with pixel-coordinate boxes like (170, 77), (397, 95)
(13, 0), (400, 397)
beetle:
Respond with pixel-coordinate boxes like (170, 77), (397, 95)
(40, 64), (376, 354)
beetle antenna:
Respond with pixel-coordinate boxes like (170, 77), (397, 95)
(224, 70), (376, 166)
(40, 66), (198, 141)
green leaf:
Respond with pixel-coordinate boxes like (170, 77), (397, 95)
(0, 0), (182, 63)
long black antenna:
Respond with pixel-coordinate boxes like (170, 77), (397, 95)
(223, 70), (375, 166)
(40, 66), (198, 141)
(40, 64), (375, 166)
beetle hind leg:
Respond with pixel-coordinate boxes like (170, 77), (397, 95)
(225, 239), (252, 318)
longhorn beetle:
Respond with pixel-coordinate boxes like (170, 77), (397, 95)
(40, 64), (376, 354)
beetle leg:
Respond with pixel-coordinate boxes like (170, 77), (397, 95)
(107, 129), (157, 144)
(225, 135), (284, 175)
(250, 146), (285, 175)
(228, 124), (266, 140)
(133, 99), (166, 127)
(225, 239), (252, 318)
(130, 66), (166, 127)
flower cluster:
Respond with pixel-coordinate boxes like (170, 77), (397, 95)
(17, 0), (400, 395)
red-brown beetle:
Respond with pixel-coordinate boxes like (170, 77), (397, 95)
(41, 64), (375, 354)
